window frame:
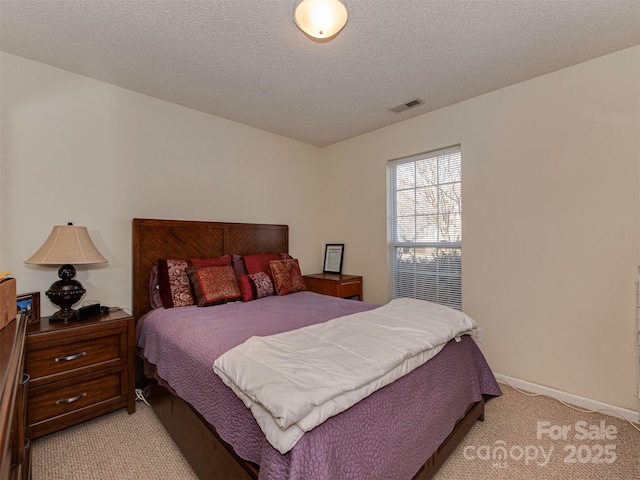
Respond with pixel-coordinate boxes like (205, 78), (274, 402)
(387, 146), (462, 309)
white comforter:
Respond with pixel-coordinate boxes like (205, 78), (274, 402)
(213, 297), (477, 454)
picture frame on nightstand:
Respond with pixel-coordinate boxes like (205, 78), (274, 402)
(17, 291), (40, 324)
(323, 244), (344, 274)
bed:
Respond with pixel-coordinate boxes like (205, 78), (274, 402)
(132, 218), (501, 480)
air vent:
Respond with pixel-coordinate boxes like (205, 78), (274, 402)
(389, 98), (424, 114)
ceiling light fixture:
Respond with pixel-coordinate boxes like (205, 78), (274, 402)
(294, 0), (348, 39)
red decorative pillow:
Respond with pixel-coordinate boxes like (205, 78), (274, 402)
(244, 253), (282, 276)
(238, 272), (274, 302)
(244, 253), (292, 281)
(270, 259), (307, 296)
(187, 265), (241, 307)
(157, 256), (232, 308)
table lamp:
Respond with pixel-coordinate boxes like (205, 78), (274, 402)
(24, 223), (108, 322)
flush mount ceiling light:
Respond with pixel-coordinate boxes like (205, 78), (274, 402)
(294, 0), (348, 39)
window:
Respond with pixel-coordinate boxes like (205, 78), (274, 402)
(387, 146), (462, 309)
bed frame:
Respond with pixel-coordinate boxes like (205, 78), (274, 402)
(132, 218), (485, 480)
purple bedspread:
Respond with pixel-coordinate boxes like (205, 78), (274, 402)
(138, 291), (501, 480)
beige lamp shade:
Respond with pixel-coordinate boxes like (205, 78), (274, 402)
(25, 225), (108, 265)
(294, 0), (348, 39)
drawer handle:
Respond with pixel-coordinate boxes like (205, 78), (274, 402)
(56, 392), (87, 405)
(22, 373), (30, 385)
(55, 351), (87, 362)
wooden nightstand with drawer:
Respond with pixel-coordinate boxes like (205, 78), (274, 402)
(303, 273), (363, 301)
(26, 310), (135, 438)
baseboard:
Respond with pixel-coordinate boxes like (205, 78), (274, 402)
(494, 373), (640, 424)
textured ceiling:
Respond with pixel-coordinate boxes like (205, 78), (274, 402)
(1, 1), (639, 147)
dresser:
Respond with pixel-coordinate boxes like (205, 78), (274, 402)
(303, 273), (363, 301)
(0, 314), (30, 480)
(26, 311), (135, 439)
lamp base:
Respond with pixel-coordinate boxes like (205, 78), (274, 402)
(45, 264), (85, 323)
(49, 308), (79, 322)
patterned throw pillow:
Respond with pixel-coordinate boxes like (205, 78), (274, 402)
(157, 259), (194, 308)
(269, 259), (307, 296)
(157, 256), (233, 309)
(238, 272), (275, 302)
(187, 265), (241, 307)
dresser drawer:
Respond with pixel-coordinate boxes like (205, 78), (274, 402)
(28, 369), (123, 425)
(28, 329), (125, 383)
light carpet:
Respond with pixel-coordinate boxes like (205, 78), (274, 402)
(32, 385), (639, 479)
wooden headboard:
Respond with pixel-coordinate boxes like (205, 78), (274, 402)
(132, 218), (288, 321)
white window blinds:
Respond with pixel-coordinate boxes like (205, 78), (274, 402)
(387, 146), (462, 310)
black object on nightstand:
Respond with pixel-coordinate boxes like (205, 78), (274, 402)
(76, 303), (101, 321)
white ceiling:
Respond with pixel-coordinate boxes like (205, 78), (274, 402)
(1, 1), (639, 147)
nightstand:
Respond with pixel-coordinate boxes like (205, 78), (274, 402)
(303, 273), (363, 301)
(26, 310), (135, 439)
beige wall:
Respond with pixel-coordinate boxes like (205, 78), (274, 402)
(0, 52), (323, 314)
(320, 45), (640, 410)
